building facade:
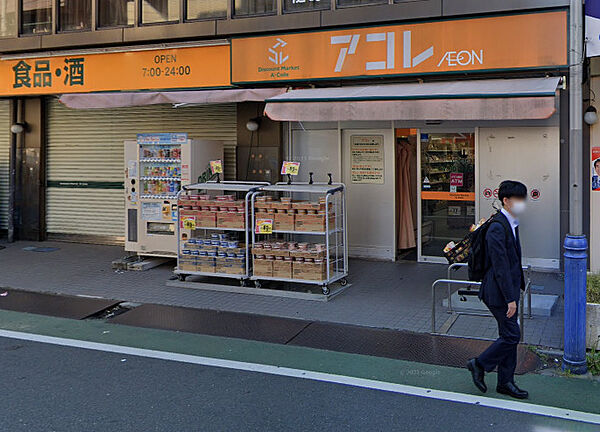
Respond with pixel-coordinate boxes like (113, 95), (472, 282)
(0, 0), (588, 269)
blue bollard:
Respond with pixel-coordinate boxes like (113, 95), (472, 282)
(562, 234), (588, 374)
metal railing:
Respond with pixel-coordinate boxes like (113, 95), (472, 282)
(432, 265), (533, 342)
(446, 263), (532, 318)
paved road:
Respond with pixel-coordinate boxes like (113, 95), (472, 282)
(0, 337), (594, 432)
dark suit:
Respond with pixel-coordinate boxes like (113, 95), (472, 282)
(477, 211), (525, 385)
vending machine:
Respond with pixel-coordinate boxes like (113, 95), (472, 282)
(124, 133), (223, 257)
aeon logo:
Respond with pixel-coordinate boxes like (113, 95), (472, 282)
(437, 50), (484, 67)
(268, 38), (289, 65)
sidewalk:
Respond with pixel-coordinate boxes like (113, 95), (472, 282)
(0, 240), (564, 348)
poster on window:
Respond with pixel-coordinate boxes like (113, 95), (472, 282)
(350, 135), (384, 184)
(593, 147), (600, 191)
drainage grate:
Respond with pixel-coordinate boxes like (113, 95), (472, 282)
(109, 303), (311, 344)
(0, 289), (120, 319)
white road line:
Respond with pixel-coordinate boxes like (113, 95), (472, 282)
(0, 329), (598, 425)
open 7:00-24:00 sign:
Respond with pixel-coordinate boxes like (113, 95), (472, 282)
(142, 66), (192, 77)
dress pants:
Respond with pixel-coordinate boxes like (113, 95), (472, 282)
(477, 304), (520, 386)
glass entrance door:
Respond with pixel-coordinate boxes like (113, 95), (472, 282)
(418, 131), (476, 262)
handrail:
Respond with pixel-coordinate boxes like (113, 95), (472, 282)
(446, 263), (532, 318)
(432, 278), (526, 342)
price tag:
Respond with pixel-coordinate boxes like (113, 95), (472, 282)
(210, 159), (223, 174)
(281, 161), (300, 176)
(182, 216), (196, 230)
(255, 218), (273, 234)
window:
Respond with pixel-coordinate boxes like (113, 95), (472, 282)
(336, 0), (386, 7)
(0, 0), (17, 37)
(284, 0), (329, 13)
(234, 0), (276, 16)
(59, 0), (91, 31)
(98, 0), (135, 27)
(186, 0), (227, 20)
(142, 0), (180, 24)
(20, 0), (52, 34)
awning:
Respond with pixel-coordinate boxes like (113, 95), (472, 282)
(264, 77), (560, 121)
(59, 88), (288, 109)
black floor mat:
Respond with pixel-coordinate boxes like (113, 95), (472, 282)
(288, 322), (540, 375)
(0, 289), (119, 319)
(110, 303), (310, 344)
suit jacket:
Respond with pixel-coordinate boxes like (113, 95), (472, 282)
(478, 212), (525, 307)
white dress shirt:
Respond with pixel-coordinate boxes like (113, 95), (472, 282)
(500, 207), (519, 239)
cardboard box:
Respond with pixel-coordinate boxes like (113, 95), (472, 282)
(289, 249), (325, 260)
(274, 211), (295, 231)
(273, 260), (292, 279)
(271, 202), (292, 211)
(197, 256), (215, 273)
(217, 212), (246, 229)
(294, 214), (335, 232)
(179, 257), (197, 272)
(196, 211), (217, 228)
(253, 258), (273, 277)
(292, 261), (327, 281)
(221, 257), (245, 275)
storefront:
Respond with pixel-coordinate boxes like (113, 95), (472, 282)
(231, 10), (568, 269)
(0, 41), (281, 245)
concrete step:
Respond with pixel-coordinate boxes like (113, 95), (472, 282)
(442, 291), (559, 317)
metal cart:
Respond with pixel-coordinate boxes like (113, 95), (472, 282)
(249, 183), (348, 295)
(174, 181), (268, 285)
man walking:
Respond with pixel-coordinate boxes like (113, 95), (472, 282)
(467, 180), (528, 399)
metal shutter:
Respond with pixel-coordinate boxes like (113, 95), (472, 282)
(46, 98), (237, 243)
(0, 100), (10, 230)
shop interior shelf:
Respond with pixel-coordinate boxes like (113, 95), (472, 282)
(249, 271), (346, 286)
(183, 182), (267, 192)
(266, 228), (343, 235)
(261, 184), (344, 194)
(174, 269), (247, 279)
(194, 226), (246, 232)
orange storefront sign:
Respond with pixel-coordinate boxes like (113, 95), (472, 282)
(421, 191), (476, 202)
(231, 11), (566, 84)
(0, 44), (231, 96)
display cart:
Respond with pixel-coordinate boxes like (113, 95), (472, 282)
(250, 183), (348, 295)
(174, 181), (268, 284)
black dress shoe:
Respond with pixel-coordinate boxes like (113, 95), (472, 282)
(496, 382), (529, 399)
(467, 358), (487, 393)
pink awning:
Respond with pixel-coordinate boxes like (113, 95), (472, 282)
(59, 88), (287, 109)
(265, 97), (557, 122)
(264, 78), (560, 121)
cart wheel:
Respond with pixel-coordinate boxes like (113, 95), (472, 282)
(178, 274), (187, 282)
(322, 286), (330, 295)
(340, 278), (348, 286)
(254, 280), (262, 288)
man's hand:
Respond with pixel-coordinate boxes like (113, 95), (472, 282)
(506, 301), (517, 318)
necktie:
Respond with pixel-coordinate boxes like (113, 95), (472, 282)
(515, 225), (522, 256)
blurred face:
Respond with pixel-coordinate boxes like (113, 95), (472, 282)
(503, 196), (527, 216)
(595, 162), (600, 176)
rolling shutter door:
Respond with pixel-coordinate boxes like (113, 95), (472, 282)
(0, 100), (10, 230)
(46, 98), (237, 243)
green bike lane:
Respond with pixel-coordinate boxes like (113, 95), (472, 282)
(0, 309), (598, 424)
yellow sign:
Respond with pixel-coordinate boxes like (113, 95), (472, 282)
(281, 161), (300, 176)
(0, 44), (231, 96)
(231, 11), (566, 83)
(210, 160), (223, 174)
(255, 219), (273, 234)
(182, 216), (196, 230)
